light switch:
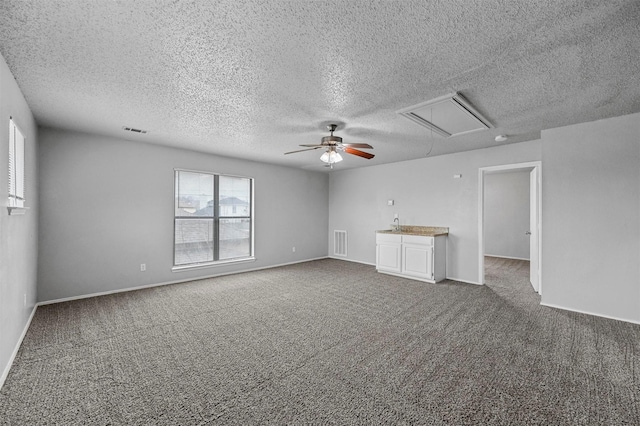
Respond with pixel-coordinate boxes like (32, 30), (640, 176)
(387, 199), (394, 206)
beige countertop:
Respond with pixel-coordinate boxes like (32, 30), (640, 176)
(376, 225), (449, 237)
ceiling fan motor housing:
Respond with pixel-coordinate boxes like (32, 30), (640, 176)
(284, 122), (374, 160)
(321, 135), (342, 145)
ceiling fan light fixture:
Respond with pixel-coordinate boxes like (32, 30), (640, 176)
(320, 150), (343, 164)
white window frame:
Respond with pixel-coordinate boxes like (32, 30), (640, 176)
(172, 168), (255, 271)
(8, 117), (27, 215)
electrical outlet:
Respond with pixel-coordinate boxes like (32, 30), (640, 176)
(292, 247), (296, 253)
(140, 263), (146, 272)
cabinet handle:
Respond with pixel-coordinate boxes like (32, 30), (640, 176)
(525, 231), (532, 235)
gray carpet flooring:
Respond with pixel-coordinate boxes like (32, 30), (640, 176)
(1, 257), (639, 425)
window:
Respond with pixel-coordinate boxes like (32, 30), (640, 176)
(8, 118), (25, 209)
(174, 169), (253, 268)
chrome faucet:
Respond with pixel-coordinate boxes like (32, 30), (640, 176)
(393, 217), (400, 232)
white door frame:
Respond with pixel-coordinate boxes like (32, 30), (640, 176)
(478, 161), (542, 293)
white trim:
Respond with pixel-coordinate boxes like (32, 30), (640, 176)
(172, 256), (256, 272)
(328, 256), (375, 266)
(484, 254), (530, 261)
(8, 117), (26, 209)
(378, 270), (437, 284)
(540, 302), (640, 325)
(374, 271), (483, 286)
(445, 276), (482, 285)
(173, 167), (254, 180)
(478, 161), (541, 173)
(0, 304), (38, 390)
(7, 206), (29, 215)
(478, 168), (484, 284)
(478, 161), (542, 291)
(38, 257), (329, 306)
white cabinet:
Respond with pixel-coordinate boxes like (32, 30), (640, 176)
(376, 233), (446, 283)
(376, 233), (401, 273)
(402, 241), (434, 280)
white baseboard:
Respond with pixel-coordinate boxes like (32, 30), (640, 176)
(445, 276), (482, 285)
(540, 302), (640, 325)
(333, 258), (481, 285)
(328, 256), (376, 266)
(39, 256), (329, 306)
(484, 254), (530, 261)
(377, 270), (437, 284)
(0, 304), (38, 390)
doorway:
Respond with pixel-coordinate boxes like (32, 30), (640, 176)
(478, 161), (541, 294)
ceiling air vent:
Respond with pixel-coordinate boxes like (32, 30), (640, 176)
(397, 93), (492, 137)
(122, 126), (148, 134)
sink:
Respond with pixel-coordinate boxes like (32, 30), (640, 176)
(379, 228), (402, 234)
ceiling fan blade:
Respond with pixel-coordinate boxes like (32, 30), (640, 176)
(343, 147), (375, 159)
(299, 144), (326, 147)
(284, 147), (323, 155)
(342, 143), (373, 149)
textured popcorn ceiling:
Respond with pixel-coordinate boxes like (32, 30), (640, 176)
(0, 0), (639, 171)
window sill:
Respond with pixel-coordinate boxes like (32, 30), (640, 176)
(7, 206), (29, 215)
(172, 256), (256, 272)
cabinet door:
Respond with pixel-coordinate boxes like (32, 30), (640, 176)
(376, 243), (402, 273)
(402, 243), (434, 279)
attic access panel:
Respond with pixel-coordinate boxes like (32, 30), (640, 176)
(397, 93), (493, 137)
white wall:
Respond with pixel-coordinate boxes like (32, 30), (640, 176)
(328, 140), (542, 283)
(0, 54), (38, 386)
(484, 170), (530, 260)
(541, 112), (640, 323)
(37, 128), (329, 302)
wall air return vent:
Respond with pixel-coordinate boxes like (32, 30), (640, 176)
(334, 230), (347, 257)
(397, 93), (492, 138)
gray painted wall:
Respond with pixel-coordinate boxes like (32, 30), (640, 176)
(541, 112), (640, 323)
(484, 171), (530, 260)
(37, 128), (329, 302)
(328, 140), (542, 283)
(0, 55), (38, 384)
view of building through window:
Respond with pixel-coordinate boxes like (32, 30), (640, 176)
(174, 170), (252, 266)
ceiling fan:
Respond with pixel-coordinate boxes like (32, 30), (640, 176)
(285, 124), (375, 165)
